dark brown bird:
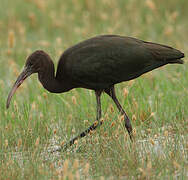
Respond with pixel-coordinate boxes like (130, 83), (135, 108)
(6, 35), (184, 151)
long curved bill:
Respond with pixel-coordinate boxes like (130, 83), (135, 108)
(6, 66), (32, 109)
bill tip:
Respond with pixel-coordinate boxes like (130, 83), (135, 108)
(6, 103), (9, 109)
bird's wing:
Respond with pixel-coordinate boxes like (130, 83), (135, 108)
(57, 35), (184, 90)
(63, 38), (154, 89)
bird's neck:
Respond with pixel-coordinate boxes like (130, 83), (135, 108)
(38, 58), (72, 93)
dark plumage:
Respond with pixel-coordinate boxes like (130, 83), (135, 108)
(6, 35), (185, 151)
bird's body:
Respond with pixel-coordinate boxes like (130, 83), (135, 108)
(6, 35), (185, 151)
(53, 35), (183, 91)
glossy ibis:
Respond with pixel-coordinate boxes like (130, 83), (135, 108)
(6, 35), (184, 151)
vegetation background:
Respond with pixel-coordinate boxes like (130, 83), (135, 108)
(0, 0), (187, 179)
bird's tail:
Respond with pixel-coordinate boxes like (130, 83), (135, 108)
(168, 58), (184, 64)
(143, 41), (185, 64)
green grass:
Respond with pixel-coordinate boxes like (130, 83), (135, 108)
(0, 0), (188, 179)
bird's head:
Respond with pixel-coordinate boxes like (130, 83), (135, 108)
(6, 50), (47, 109)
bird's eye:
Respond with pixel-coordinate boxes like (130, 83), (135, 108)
(28, 62), (33, 67)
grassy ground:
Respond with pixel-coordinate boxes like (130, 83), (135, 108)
(0, 0), (187, 179)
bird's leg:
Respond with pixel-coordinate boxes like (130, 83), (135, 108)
(95, 90), (102, 121)
(59, 90), (102, 152)
(105, 86), (133, 140)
